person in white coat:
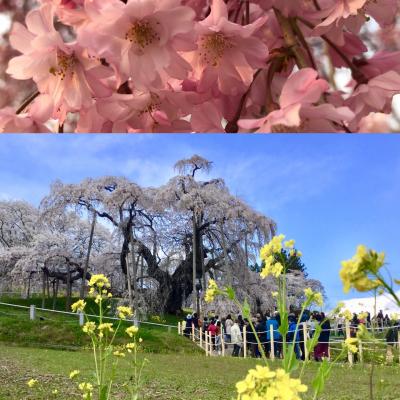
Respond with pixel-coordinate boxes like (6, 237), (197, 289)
(231, 319), (242, 357)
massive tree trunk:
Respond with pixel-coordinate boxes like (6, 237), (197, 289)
(80, 210), (96, 298)
(136, 238), (222, 314)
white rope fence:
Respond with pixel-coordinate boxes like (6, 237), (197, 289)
(177, 320), (400, 365)
(0, 301), (178, 331)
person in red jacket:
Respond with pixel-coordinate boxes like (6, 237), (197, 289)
(207, 319), (217, 351)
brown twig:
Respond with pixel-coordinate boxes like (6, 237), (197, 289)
(16, 91), (39, 115)
(298, 17), (368, 84)
(273, 8), (309, 69)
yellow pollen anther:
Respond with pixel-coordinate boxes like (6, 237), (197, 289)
(125, 20), (160, 49)
(199, 32), (233, 67)
(49, 51), (76, 80)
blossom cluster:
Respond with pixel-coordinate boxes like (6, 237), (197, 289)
(340, 245), (385, 293)
(236, 365), (307, 400)
(259, 234), (301, 278)
(1, 0), (400, 133)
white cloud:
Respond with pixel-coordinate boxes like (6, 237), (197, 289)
(338, 291), (400, 315)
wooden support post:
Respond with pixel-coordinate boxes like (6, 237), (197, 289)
(243, 326), (247, 358)
(79, 312), (84, 327)
(358, 341), (363, 364)
(178, 322), (181, 335)
(345, 320), (353, 366)
(398, 331), (400, 365)
(205, 331), (208, 356)
(200, 327), (203, 349)
(29, 305), (35, 320)
(270, 325), (275, 360)
(192, 324), (195, 342)
(303, 323), (308, 361)
(221, 332), (225, 357)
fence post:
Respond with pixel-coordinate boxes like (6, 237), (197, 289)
(345, 320), (353, 366)
(243, 326), (247, 358)
(398, 331), (400, 365)
(79, 311), (84, 327)
(192, 324), (195, 342)
(178, 322), (181, 335)
(200, 327), (203, 349)
(269, 325), (275, 360)
(29, 304), (35, 320)
(208, 332), (212, 355)
(205, 331), (209, 356)
(221, 331), (225, 357)
(303, 323), (308, 361)
(358, 341), (363, 364)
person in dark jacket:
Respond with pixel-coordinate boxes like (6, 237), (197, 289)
(287, 314), (301, 359)
(314, 313), (331, 361)
(266, 313), (281, 358)
(299, 310), (310, 361)
(255, 316), (266, 358)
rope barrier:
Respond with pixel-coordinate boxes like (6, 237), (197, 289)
(0, 301), (177, 329)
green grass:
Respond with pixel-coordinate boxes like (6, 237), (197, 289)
(0, 298), (198, 354)
(1, 297), (400, 399)
(1, 344), (400, 400)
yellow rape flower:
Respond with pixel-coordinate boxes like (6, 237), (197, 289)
(78, 382), (93, 394)
(83, 321), (96, 334)
(390, 313), (399, 321)
(113, 351), (125, 357)
(344, 338), (359, 354)
(340, 245), (385, 293)
(205, 279), (220, 303)
(69, 370), (80, 379)
(117, 306), (133, 320)
(260, 234), (286, 261)
(71, 299), (86, 313)
(88, 274), (110, 289)
(126, 325), (139, 337)
(27, 379), (38, 388)
(304, 288), (324, 307)
(284, 239), (295, 248)
(98, 323), (114, 333)
(340, 309), (353, 321)
(357, 312), (368, 321)
(236, 365), (307, 400)
(126, 342), (136, 352)
(261, 260), (283, 278)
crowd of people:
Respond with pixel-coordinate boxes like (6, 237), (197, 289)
(183, 309), (400, 361)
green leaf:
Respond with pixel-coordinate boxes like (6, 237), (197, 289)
(225, 286), (236, 301)
(242, 299), (251, 320)
(311, 358), (331, 396)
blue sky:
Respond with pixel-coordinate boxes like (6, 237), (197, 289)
(0, 134), (399, 307)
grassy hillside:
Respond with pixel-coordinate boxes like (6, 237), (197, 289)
(0, 297), (197, 354)
(1, 344), (399, 400)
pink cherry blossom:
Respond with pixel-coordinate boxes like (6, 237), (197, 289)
(1, 0), (400, 132)
(239, 68), (353, 132)
(6, 4), (112, 118)
(78, 0), (196, 89)
(186, 0), (268, 96)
